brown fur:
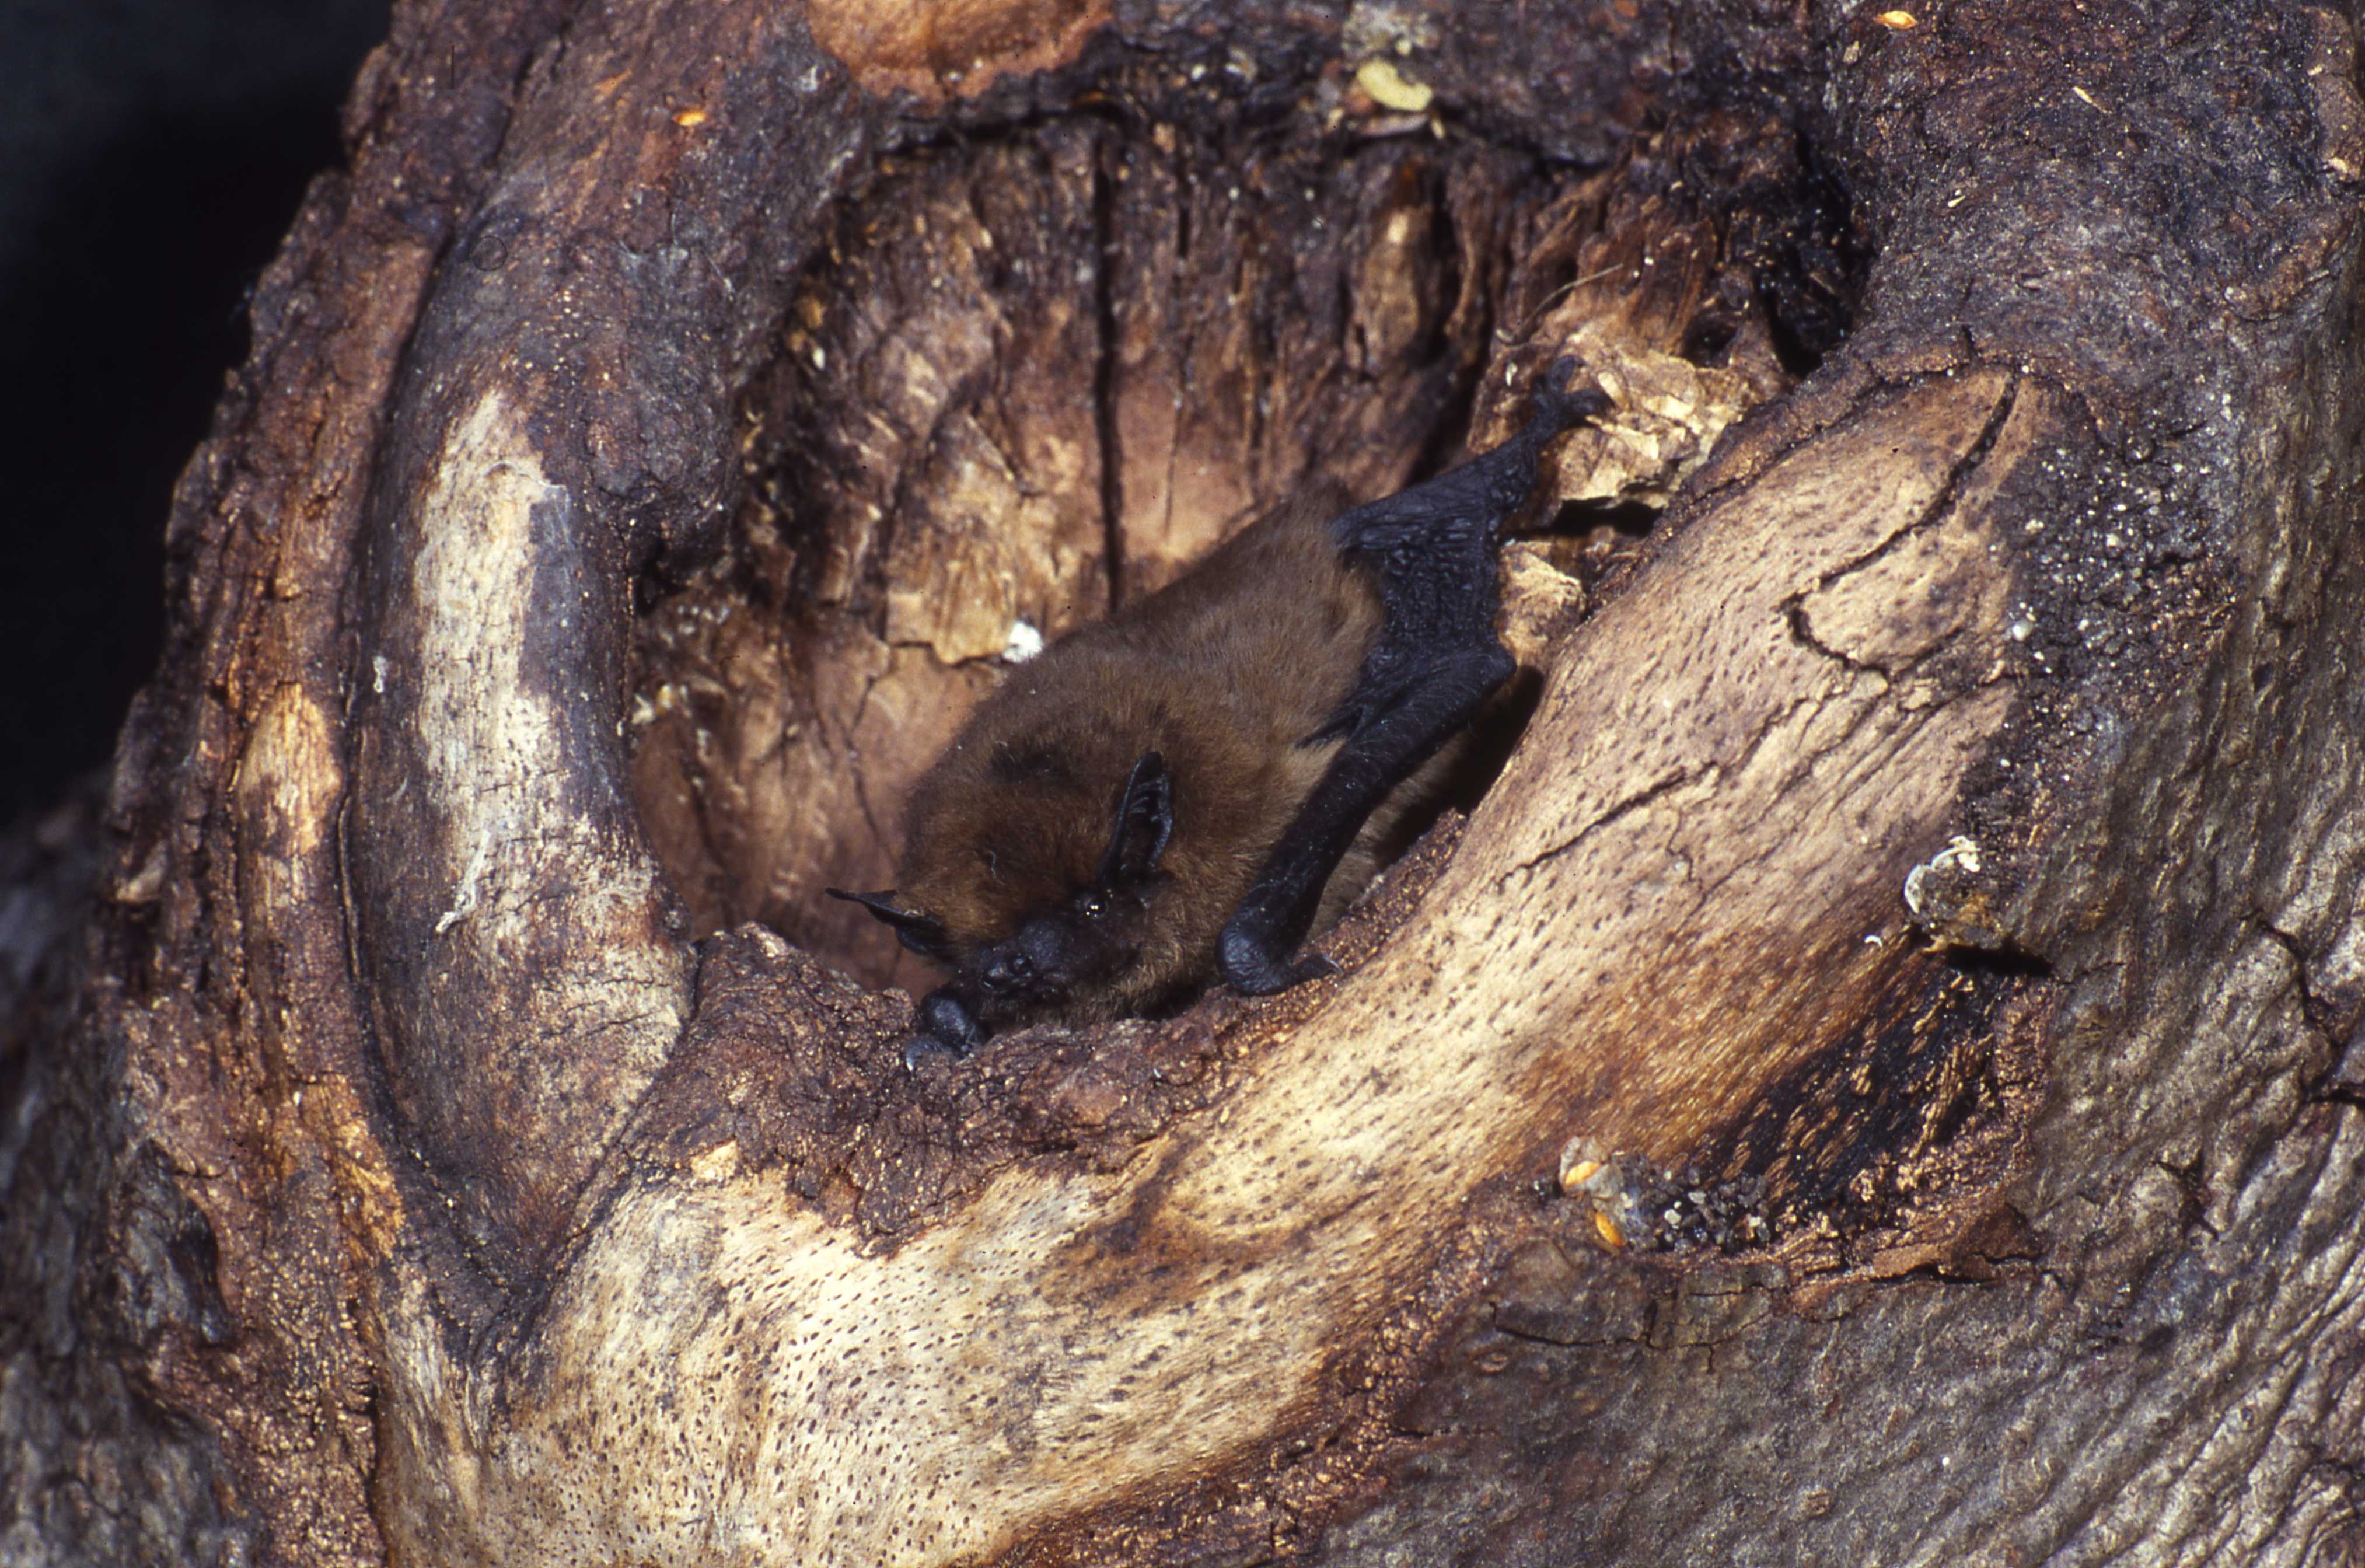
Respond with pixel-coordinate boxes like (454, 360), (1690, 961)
(894, 484), (1389, 1023)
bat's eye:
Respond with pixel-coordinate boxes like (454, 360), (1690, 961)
(1078, 896), (1106, 920)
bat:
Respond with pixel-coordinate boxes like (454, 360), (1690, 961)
(834, 358), (1609, 1061)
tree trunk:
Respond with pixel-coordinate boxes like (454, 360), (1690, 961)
(6, 0), (2365, 1563)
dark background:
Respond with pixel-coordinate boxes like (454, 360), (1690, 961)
(1, 0), (390, 826)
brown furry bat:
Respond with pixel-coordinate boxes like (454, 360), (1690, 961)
(835, 361), (1608, 1059)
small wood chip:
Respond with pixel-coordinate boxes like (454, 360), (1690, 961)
(1354, 58), (1434, 114)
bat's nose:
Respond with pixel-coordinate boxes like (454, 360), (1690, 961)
(981, 952), (1035, 994)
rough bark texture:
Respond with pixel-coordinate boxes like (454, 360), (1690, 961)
(4, 0), (2363, 1564)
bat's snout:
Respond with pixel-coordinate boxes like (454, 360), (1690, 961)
(981, 951), (1036, 996)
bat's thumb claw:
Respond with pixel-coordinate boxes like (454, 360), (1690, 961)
(1536, 356), (1611, 428)
(903, 1035), (958, 1071)
(908, 987), (986, 1066)
(1218, 920), (1304, 996)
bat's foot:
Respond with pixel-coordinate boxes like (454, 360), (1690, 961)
(1218, 921), (1337, 996)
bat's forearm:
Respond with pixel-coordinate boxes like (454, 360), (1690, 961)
(1220, 643), (1515, 994)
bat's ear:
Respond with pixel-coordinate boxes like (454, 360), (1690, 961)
(1096, 750), (1174, 888)
(827, 888), (956, 959)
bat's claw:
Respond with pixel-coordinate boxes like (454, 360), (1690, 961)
(906, 986), (986, 1067)
(903, 1034), (959, 1071)
(1290, 952), (1340, 985)
(1537, 355), (1612, 428)
(1218, 921), (1335, 996)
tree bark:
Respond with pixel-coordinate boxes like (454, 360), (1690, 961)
(6, 0), (2365, 1564)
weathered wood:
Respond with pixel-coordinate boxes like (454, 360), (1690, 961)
(4, 0), (2363, 1564)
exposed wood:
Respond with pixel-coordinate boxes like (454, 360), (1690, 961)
(4, 0), (2364, 1565)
